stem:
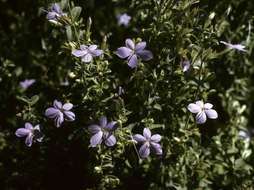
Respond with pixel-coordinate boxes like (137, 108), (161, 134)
(67, 2), (80, 45)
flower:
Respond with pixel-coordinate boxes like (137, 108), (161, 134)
(116, 39), (153, 68)
(117, 13), (131, 27)
(46, 3), (66, 21)
(45, 100), (75, 127)
(180, 60), (190, 72)
(239, 129), (251, 141)
(72, 45), (103, 63)
(220, 41), (247, 52)
(15, 122), (43, 147)
(19, 79), (35, 89)
(187, 100), (218, 124)
(133, 128), (162, 158)
(88, 116), (117, 147)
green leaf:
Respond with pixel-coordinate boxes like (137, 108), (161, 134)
(66, 25), (73, 41)
(71, 6), (82, 20)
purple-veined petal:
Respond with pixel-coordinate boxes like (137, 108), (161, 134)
(88, 45), (97, 51)
(132, 134), (146, 143)
(63, 111), (75, 121)
(139, 143), (150, 158)
(81, 53), (93, 62)
(136, 50), (153, 61)
(88, 125), (101, 134)
(125, 39), (135, 50)
(151, 134), (161, 143)
(205, 109), (218, 119)
(52, 3), (61, 13)
(80, 45), (88, 50)
(25, 133), (33, 147)
(127, 54), (138, 68)
(55, 112), (64, 127)
(15, 128), (30, 137)
(195, 100), (204, 108)
(46, 12), (57, 20)
(25, 122), (33, 130)
(45, 108), (60, 118)
(99, 116), (107, 128)
(116, 47), (132, 58)
(187, 103), (201, 113)
(72, 50), (87, 57)
(105, 121), (117, 130)
(53, 100), (62, 109)
(105, 135), (116, 147)
(135, 42), (146, 52)
(90, 131), (103, 147)
(63, 103), (73, 111)
(91, 49), (103, 57)
(151, 142), (162, 155)
(196, 111), (207, 124)
(143, 128), (151, 139)
(204, 103), (213, 109)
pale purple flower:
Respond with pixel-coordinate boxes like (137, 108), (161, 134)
(15, 122), (43, 147)
(19, 79), (35, 89)
(45, 100), (75, 127)
(220, 41), (247, 52)
(46, 3), (66, 21)
(180, 60), (190, 72)
(88, 116), (117, 147)
(133, 128), (162, 158)
(187, 100), (218, 124)
(72, 45), (103, 63)
(117, 13), (131, 27)
(116, 39), (153, 68)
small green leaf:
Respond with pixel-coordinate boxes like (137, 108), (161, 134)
(71, 6), (82, 20)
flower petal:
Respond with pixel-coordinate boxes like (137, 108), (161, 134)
(116, 47), (132, 58)
(72, 50), (87, 57)
(125, 39), (135, 50)
(105, 135), (116, 147)
(62, 103), (73, 111)
(46, 12), (58, 20)
(105, 121), (117, 130)
(88, 125), (101, 134)
(135, 42), (146, 52)
(81, 53), (93, 62)
(90, 131), (103, 147)
(187, 103), (201, 113)
(133, 134), (146, 143)
(205, 109), (218, 119)
(136, 50), (153, 61)
(143, 128), (151, 139)
(139, 143), (150, 158)
(204, 103), (213, 109)
(127, 54), (138, 68)
(99, 116), (107, 128)
(45, 108), (60, 118)
(151, 134), (161, 143)
(196, 111), (207, 124)
(63, 111), (75, 121)
(25, 122), (33, 130)
(25, 133), (33, 147)
(53, 100), (62, 109)
(55, 112), (64, 127)
(91, 49), (103, 57)
(195, 100), (204, 108)
(15, 128), (30, 137)
(52, 3), (61, 13)
(151, 142), (162, 155)
(88, 45), (97, 51)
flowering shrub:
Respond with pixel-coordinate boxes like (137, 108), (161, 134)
(0, 0), (254, 189)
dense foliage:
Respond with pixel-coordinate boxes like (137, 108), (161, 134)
(0, 0), (254, 189)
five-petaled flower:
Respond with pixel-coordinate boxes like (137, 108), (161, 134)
(220, 41), (247, 52)
(117, 13), (131, 27)
(133, 128), (162, 158)
(116, 39), (153, 68)
(20, 79), (35, 89)
(46, 3), (66, 22)
(188, 100), (218, 124)
(45, 100), (75, 127)
(88, 116), (117, 147)
(72, 45), (103, 63)
(15, 122), (43, 147)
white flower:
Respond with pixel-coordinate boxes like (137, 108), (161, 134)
(180, 60), (190, 72)
(220, 41), (247, 52)
(187, 100), (218, 124)
(239, 130), (251, 141)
